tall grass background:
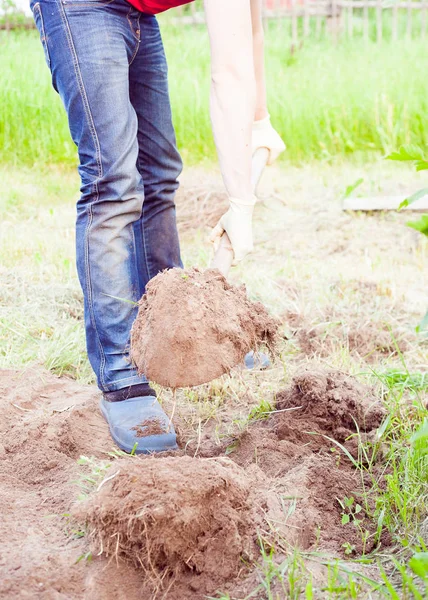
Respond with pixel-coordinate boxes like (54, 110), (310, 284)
(1, 22), (427, 167)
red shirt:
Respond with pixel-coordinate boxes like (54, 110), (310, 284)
(127, 0), (195, 14)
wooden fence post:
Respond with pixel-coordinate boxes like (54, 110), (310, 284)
(423, 2), (428, 39)
(330, 0), (339, 43)
(304, 0), (310, 38)
(363, 2), (369, 42)
(392, 1), (398, 41)
(406, 0), (413, 39)
(376, 0), (383, 43)
(291, 0), (299, 48)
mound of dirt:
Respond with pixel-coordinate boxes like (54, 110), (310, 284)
(75, 456), (255, 594)
(226, 366), (387, 555)
(130, 267), (279, 388)
(275, 365), (385, 443)
(0, 369), (112, 600)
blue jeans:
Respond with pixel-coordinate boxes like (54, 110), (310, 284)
(31, 0), (183, 392)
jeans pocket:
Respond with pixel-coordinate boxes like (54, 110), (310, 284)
(32, 3), (51, 69)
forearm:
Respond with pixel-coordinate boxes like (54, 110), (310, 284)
(204, 0), (256, 203)
(209, 73), (255, 202)
(251, 0), (268, 121)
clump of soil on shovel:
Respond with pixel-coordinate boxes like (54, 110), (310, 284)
(75, 456), (256, 595)
(130, 267), (279, 388)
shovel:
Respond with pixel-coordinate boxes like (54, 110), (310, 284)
(210, 147), (270, 277)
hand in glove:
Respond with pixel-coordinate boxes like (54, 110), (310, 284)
(252, 115), (285, 165)
(210, 195), (256, 265)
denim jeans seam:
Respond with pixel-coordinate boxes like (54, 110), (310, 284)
(140, 182), (153, 281)
(130, 218), (141, 299)
(33, 3), (51, 68)
(127, 8), (140, 66)
(87, 200), (108, 391)
(59, 0), (108, 390)
(59, 0), (103, 180)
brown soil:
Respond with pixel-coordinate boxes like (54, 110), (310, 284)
(131, 417), (166, 437)
(75, 457), (255, 594)
(219, 366), (387, 555)
(276, 365), (385, 442)
(130, 267), (279, 388)
(0, 365), (387, 600)
(0, 368), (112, 600)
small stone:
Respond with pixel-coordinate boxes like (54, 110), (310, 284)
(189, 579), (202, 592)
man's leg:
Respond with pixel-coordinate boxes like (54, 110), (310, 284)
(129, 13), (183, 297)
(31, 0), (177, 452)
(33, 0), (146, 392)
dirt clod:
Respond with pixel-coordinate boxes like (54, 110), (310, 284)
(76, 456), (255, 592)
(130, 267), (279, 388)
(275, 365), (386, 443)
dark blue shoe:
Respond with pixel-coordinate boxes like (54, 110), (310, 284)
(244, 351), (271, 370)
(100, 394), (178, 455)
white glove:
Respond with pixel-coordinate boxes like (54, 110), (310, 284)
(210, 196), (256, 265)
(252, 115), (286, 165)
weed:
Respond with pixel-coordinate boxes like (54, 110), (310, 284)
(380, 369), (428, 393)
(388, 144), (428, 330)
(342, 542), (356, 557)
(75, 551), (92, 564)
(368, 380), (428, 546)
(75, 455), (112, 499)
(248, 398), (274, 423)
(338, 496), (363, 526)
(341, 178), (364, 201)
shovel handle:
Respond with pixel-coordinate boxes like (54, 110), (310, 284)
(210, 147), (270, 277)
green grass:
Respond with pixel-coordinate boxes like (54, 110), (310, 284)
(371, 386), (428, 543)
(0, 165), (94, 381)
(380, 369), (428, 393)
(1, 27), (428, 167)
